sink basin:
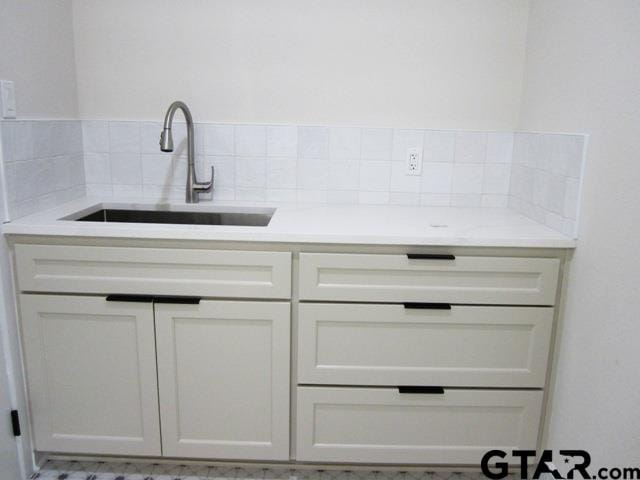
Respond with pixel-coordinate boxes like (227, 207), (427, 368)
(65, 206), (274, 226)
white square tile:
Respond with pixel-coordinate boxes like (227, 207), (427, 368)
(328, 161), (360, 190)
(486, 132), (514, 164)
(452, 164), (483, 193)
(109, 153), (142, 185)
(391, 129), (424, 161)
(86, 183), (113, 197)
(454, 132), (487, 163)
(236, 157), (267, 188)
(389, 192), (420, 205)
(551, 134), (584, 178)
(82, 121), (109, 154)
(563, 177), (580, 220)
(212, 186), (235, 202)
(329, 127), (361, 160)
(267, 126), (297, 157)
(209, 155), (236, 188)
(235, 187), (266, 202)
(109, 122), (140, 153)
(266, 188), (297, 202)
(421, 162), (453, 193)
(204, 124), (235, 155)
(84, 153), (111, 184)
(390, 162), (421, 192)
(139, 122), (163, 154)
(141, 153), (173, 185)
(358, 191), (389, 205)
(509, 164), (534, 202)
(113, 184), (144, 198)
(299, 127), (329, 159)
(546, 175), (566, 214)
(235, 125), (267, 156)
(361, 128), (392, 160)
(420, 193), (451, 206)
(424, 130), (455, 163)
(482, 164), (511, 194)
(297, 189), (327, 203)
(267, 157), (297, 189)
(481, 194), (509, 208)
(359, 160), (390, 191)
(533, 169), (550, 207)
(297, 159), (328, 189)
(327, 190), (359, 204)
(1, 121), (33, 162)
(451, 193), (482, 207)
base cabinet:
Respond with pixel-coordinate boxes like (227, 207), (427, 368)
(155, 301), (290, 460)
(19, 294), (290, 460)
(19, 294), (161, 456)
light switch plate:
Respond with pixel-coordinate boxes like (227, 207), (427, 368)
(1, 80), (17, 118)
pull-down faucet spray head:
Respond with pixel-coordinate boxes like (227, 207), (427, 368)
(159, 127), (174, 152)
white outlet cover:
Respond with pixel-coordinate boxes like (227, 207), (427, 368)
(406, 147), (423, 175)
(1, 80), (16, 118)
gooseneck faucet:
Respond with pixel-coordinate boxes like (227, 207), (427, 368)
(160, 101), (213, 203)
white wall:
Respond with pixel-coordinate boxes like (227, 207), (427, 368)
(519, 0), (640, 464)
(72, 0), (529, 130)
(0, 0), (79, 119)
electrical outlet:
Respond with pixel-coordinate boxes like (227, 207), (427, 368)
(0, 80), (16, 119)
(406, 147), (422, 175)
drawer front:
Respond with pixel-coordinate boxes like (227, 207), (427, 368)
(296, 387), (543, 465)
(15, 244), (291, 299)
(299, 253), (559, 305)
(298, 304), (553, 388)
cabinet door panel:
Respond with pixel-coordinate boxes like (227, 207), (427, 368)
(155, 300), (290, 460)
(20, 294), (160, 455)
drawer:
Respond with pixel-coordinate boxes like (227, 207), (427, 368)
(15, 244), (291, 299)
(299, 253), (559, 305)
(298, 303), (553, 388)
(296, 386), (543, 465)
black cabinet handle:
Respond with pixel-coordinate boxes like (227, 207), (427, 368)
(407, 253), (455, 260)
(398, 386), (445, 394)
(154, 296), (201, 305)
(106, 294), (154, 303)
(403, 302), (451, 310)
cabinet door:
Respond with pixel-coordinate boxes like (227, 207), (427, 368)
(20, 294), (161, 455)
(155, 300), (290, 460)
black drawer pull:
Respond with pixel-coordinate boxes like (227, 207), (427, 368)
(106, 294), (154, 303)
(398, 386), (445, 394)
(407, 254), (455, 260)
(403, 302), (451, 310)
(154, 296), (201, 305)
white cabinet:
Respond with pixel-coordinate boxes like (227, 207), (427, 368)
(296, 387), (543, 465)
(155, 300), (290, 460)
(19, 294), (161, 456)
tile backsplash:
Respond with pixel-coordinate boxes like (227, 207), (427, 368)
(82, 121), (515, 209)
(509, 132), (586, 237)
(0, 119), (587, 237)
(0, 120), (85, 219)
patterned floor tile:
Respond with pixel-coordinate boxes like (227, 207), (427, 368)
(32, 461), (488, 480)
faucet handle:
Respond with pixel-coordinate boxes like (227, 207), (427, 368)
(195, 165), (214, 193)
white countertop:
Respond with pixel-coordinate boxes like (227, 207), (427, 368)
(2, 197), (576, 248)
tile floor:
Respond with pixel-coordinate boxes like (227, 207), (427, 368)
(31, 460), (499, 480)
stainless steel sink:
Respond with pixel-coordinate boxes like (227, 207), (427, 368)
(64, 206), (274, 226)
